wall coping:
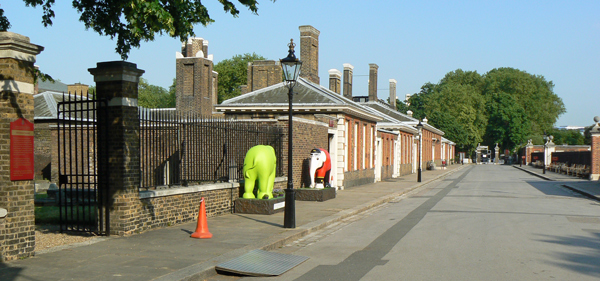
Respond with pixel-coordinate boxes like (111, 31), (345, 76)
(139, 177), (288, 199)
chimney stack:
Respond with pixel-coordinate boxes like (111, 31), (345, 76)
(182, 37), (205, 58)
(329, 69), (341, 94)
(246, 60), (282, 92)
(299, 25), (320, 84)
(343, 63), (353, 99)
(389, 79), (397, 109)
(368, 63), (378, 102)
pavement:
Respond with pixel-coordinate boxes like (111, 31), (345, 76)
(1, 163), (598, 281)
(513, 164), (600, 202)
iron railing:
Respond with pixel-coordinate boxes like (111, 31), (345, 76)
(139, 108), (283, 190)
(57, 92), (109, 235)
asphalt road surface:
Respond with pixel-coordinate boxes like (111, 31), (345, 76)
(211, 165), (600, 281)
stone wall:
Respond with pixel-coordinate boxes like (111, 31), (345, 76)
(344, 168), (375, 189)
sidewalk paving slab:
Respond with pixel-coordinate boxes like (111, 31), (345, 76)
(513, 164), (600, 202)
(0, 165), (468, 281)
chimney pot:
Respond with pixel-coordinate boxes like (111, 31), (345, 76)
(389, 79), (397, 109)
(299, 25), (320, 84)
(328, 69), (342, 94)
(343, 63), (354, 99)
(368, 64), (379, 102)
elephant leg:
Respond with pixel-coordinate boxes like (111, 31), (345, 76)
(243, 176), (256, 199)
(256, 177), (271, 199)
(266, 165), (276, 197)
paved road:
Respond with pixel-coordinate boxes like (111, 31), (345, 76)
(215, 165), (600, 281)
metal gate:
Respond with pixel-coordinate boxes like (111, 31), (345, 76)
(57, 93), (109, 235)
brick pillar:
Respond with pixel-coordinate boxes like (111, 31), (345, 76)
(389, 79), (397, 109)
(590, 116), (600, 180)
(328, 69), (341, 94)
(89, 61), (144, 236)
(0, 32), (43, 261)
(368, 64), (379, 102)
(343, 63), (353, 100)
(525, 139), (533, 164)
(299, 25), (320, 84)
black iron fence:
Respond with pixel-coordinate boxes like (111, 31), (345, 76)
(57, 92), (109, 235)
(139, 108), (283, 190)
(551, 151), (591, 166)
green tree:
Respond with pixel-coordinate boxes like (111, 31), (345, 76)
(411, 68), (566, 154)
(1, 0), (268, 59)
(214, 53), (266, 103)
(138, 78), (175, 108)
(547, 128), (586, 145)
(482, 68), (565, 149)
(408, 70), (487, 154)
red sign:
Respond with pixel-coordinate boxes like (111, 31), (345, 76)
(329, 120), (335, 128)
(10, 118), (34, 181)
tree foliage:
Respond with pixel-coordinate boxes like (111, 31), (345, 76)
(1, 0), (267, 59)
(408, 68), (565, 154)
(213, 53), (266, 103)
(138, 78), (175, 108)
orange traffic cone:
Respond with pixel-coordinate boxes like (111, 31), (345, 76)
(191, 197), (212, 239)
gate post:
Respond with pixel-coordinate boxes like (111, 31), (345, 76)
(89, 61), (144, 236)
(590, 116), (600, 181)
(0, 32), (44, 261)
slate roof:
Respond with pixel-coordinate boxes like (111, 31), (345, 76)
(34, 91), (95, 121)
(37, 80), (68, 94)
(216, 78), (382, 122)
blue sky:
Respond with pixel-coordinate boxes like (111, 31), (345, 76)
(4, 0), (599, 126)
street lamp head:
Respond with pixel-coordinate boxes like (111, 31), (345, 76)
(416, 120), (423, 134)
(280, 39), (302, 88)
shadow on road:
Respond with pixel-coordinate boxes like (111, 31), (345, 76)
(525, 180), (588, 198)
(535, 231), (600, 278)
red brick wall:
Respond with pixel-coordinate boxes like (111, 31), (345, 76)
(592, 135), (600, 177)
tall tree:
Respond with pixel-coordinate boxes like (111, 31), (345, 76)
(482, 68), (565, 149)
(1, 0), (268, 59)
(214, 53), (266, 103)
(138, 78), (175, 108)
(408, 70), (487, 154)
(409, 68), (565, 154)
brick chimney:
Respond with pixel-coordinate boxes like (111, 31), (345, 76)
(343, 63), (353, 99)
(328, 69), (341, 94)
(299, 25), (320, 84)
(368, 63), (378, 102)
(182, 37), (206, 58)
(246, 60), (282, 92)
(176, 37), (217, 116)
(389, 79), (397, 109)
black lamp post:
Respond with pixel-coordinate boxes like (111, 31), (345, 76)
(281, 39), (302, 229)
(417, 120), (423, 182)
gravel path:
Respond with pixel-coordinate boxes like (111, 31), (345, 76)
(35, 225), (100, 254)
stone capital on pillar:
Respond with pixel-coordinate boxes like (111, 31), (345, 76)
(88, 61), (145, 106)
(0, 31), (44, 95)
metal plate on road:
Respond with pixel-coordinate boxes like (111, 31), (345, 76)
(216, 249), (308, 276)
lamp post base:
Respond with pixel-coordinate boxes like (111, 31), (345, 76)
(283, 188), (296, 228)
(418, 168), (422, 182)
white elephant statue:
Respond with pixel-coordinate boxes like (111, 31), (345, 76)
(309, 148), (331, 189)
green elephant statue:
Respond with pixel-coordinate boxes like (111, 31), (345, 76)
(242, 145), (277, 199)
